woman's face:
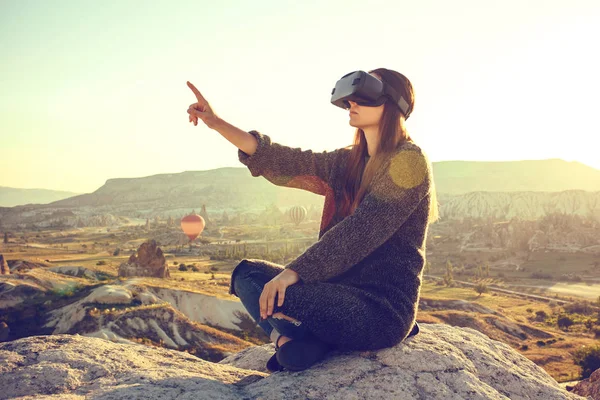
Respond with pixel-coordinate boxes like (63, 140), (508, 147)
(348, 72), (385, 129)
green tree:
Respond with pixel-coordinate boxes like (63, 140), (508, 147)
(423, 261), (431, 275)
(573, 344), (600, 379)
(444, 260), (454, 286)
(476, 264), (483, 280)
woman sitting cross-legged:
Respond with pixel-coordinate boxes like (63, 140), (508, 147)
(186, 67), (440, 372)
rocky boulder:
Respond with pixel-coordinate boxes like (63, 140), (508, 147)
(0, 323), (584, 399)
(84, 285), (133, 304)
(6, 259), (51, 272)
(419, 297), (497, 314)
(118, 239), (170, 278)
(0, 322), (9, 341)
(0, 280), (46, 309)
(572, 368), (600, 399)
(48, 266), (100, 280)
(0, 254), (9, 275)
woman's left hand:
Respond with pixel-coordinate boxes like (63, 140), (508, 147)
(259, 269), (300, 319)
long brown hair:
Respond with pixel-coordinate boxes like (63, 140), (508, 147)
(338, 68), (439, 224)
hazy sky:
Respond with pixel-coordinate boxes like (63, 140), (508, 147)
(2, 0), (599, 193)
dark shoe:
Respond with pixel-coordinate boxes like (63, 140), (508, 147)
(276, 333), (333, 371)
(266, 335), (286, 372)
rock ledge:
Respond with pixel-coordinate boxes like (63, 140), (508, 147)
(0, 323), (585, 399)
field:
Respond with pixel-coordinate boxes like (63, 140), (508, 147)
(419, 281), (599, 382)
(2, 224), (599, 383)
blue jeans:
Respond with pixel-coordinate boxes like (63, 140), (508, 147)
(230, 260), (310, 344)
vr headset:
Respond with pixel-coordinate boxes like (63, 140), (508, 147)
(330, 70), (410, 118)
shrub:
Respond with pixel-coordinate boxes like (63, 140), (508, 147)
(536, 340), (546, 347)
(179, 264), (188, 272)
(474, 282), (488, 297)
(530, 272), (553, 280)
(564, 301), (594, 315)
(443, 275), (454, 287)
(560, 273), (582, 282)
(51, 284), (80, 298)
(520, 344), (529, 351)
(96, 260), (107, 266)
(191, 265), (200, 272)
(573, 344), (600, 379)
(113, 248), (121, 256)
(557, 315), (574, 331)
(584, 319), (594, 331)
(535, 310), (548, 322)
(210, 266), (219, 272)
(593, 326), (600, 339)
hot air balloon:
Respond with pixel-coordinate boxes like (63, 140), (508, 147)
(180, 213), (205, 242)
(287, 205), (307, 226)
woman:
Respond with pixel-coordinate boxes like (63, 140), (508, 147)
(186, 68), (439, 372)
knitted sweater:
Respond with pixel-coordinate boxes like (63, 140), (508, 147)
(235, 130), (434, 350)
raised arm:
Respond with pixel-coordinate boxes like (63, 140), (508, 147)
(283, 145), (433, 283)
(185, 83), (344, 196)
(237, 129), (346, 196)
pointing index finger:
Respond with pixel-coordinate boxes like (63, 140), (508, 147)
(187, 81), (206, 103)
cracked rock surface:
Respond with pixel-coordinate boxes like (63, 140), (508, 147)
(0, 323), (584, 399)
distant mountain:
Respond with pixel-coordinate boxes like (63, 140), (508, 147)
(1, 159), (599, 230)
(439, 190), (600, 220)
(432, 159), (600, 194)
(0, 186), (81, 207)
(49, 158), (600, 210)
(47, 168), (321, 212)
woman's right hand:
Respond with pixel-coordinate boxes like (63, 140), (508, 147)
(187, 81), (220, 129)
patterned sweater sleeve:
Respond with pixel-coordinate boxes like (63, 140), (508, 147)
(238, 130), (343, 196)
(284, 146), (433, 283)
